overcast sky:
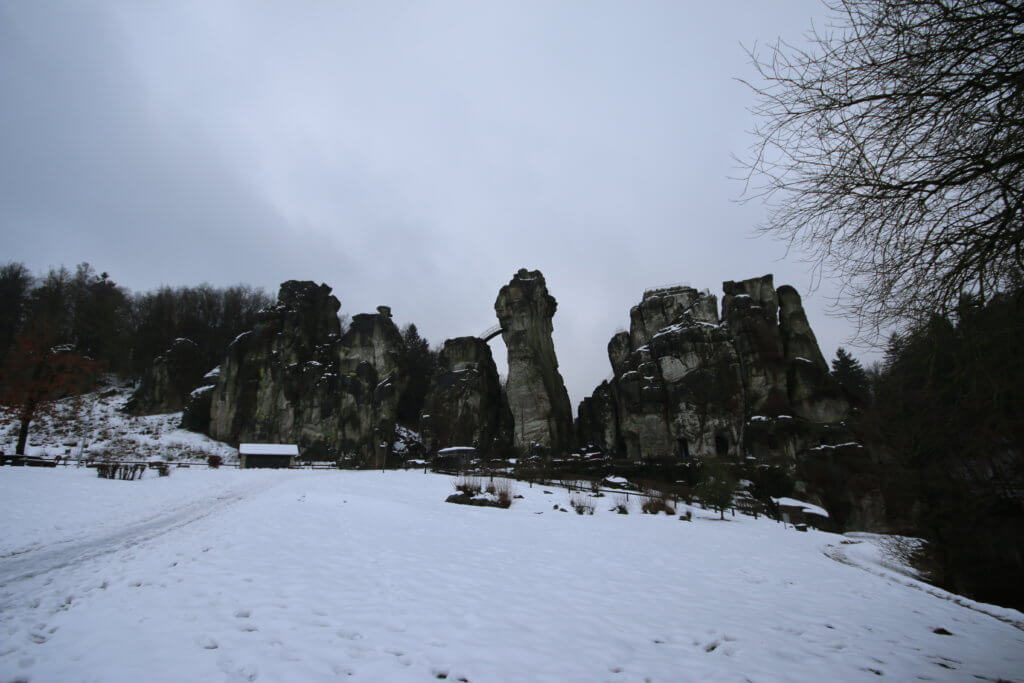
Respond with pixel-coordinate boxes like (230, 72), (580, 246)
(1, 0), (873, 406)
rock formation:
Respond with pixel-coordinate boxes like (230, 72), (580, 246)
(573, 274), (889, 528)
(125, 338), (206, 415)
(578, 275), (850, 462)
(495, 269), (574, 454)
(420, 336), (512, 455)
(207, 281), (406, 467)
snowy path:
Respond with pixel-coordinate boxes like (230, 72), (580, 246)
(0, 474), (282, 588)
(1, 468), (1022, 682)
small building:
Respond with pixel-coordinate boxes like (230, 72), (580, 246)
(435, 446), (476, 472)
(772, 496), (830, 529)
(239, 443), (298, 469)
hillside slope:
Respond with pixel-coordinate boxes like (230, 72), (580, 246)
(0, 381), (236, 463)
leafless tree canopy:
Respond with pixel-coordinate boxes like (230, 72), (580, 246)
(741, 0), (1024, 338)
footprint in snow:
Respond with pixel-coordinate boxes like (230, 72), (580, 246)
(198, 636), (219, 650)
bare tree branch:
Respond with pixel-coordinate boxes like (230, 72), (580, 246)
(740, 0), (1024, 340)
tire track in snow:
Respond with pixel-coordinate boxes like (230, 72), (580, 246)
(0, 476), (286, 592)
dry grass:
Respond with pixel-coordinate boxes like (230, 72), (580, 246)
(610, 495), (630, 515)
(453, 477), (483, 496)
(493, 479), (516, 507)
(570, 494), (595, 515)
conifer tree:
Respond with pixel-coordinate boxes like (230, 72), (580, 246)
(831, 347), (871, 406)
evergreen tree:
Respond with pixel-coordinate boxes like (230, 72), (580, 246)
(831, 347), (871, 406)
(871, 289), (1024, 609)
(697, 457), (738, 520)
(396, 323), (437, 428)
(0, 262), (33, 365)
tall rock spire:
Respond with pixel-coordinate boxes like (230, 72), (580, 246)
(495, 268), (574, 454)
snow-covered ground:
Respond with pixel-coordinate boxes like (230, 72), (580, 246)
(0, 383), (236, 464)
(2, 468), (1021, 682)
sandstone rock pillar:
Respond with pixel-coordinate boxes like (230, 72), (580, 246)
(495, 269), (574, 454)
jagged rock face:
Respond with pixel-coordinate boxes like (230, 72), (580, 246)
(180, 366), (221, 433)
(126, 338), (206, 415)
(420, 337), (511, 455)
(581, 275), (848, 463)
(721, 275), (790, 416)
(495, 268), (574, 454)
(608, 287), (746, 460)
(338, 307), (403, 378)
(268, 281), (342, 366)
(607, 332), (632, 379)
(777, 286), (848, 423)
(576, 380), (619, 453)
(577, 274), (879, 527)
(629, 285), (718, 349)
(208, 281), (406, 467)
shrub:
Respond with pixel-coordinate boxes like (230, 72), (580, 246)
(570, 494), (595, 515)
(96, 461), (146, 480)
(493, 479), (516, 508)
(641, 497), (676, 515)
(610, 495), (630, 514)
(453, 477), (482, 496)
(207, 454), (223, 469)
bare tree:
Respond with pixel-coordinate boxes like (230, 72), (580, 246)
(740, 0), (1024, 338)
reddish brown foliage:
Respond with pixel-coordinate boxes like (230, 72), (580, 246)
(0, 334), (99, 454)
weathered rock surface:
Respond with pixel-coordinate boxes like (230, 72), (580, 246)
(575, 275), (883, 527)
(207, 281), (406, 467)
(420, 336), (512, 455)
(126, 338), (206, 415)
(179, 365), (220, 433)
(495, 269), (574, 454)
(578, 276), (850, 464)
(576, 380), (619, 455)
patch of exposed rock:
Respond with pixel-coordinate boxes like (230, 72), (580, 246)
(495, 269), (574, 454)
(207, 281), (406, 467)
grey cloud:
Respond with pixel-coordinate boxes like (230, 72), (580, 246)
(0, 0), (872, 406)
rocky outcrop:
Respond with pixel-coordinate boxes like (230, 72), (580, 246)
(126, 338), (206, 415)
(777, 286), (847, 423)
(179, 365), (220, 433)
(420, 336), (512, 456)
(495, 269), (574, 454)
(576, 380), (619, 454)
(574, 274), (884, 527)
(207, 281), (406, 467)
(579, 276), (850, 464)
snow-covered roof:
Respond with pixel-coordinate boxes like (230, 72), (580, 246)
(772, 497), (829, 518)
(239, 443), (299, 456)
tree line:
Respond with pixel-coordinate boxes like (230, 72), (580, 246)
(0, 262), (273, 377)
(826, 289), (1024, 610)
